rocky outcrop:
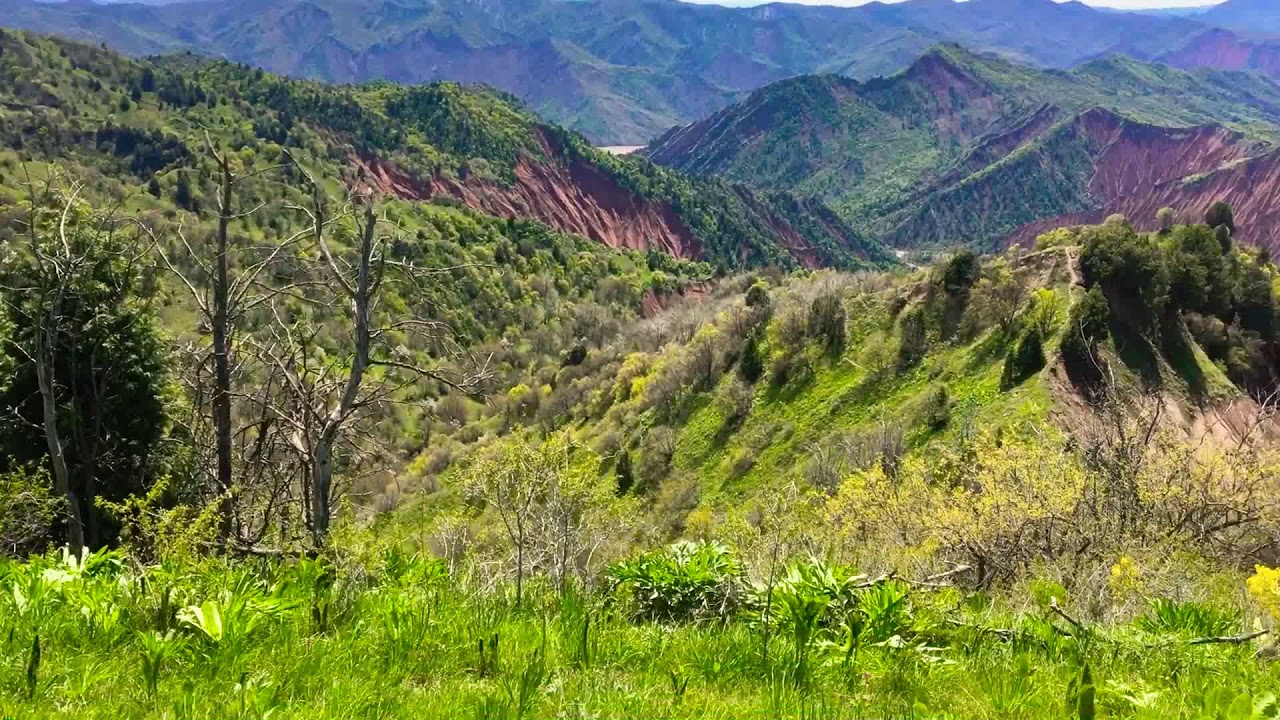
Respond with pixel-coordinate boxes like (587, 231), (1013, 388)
(1160, 28), (1280, 82)
(356, 145), (702, 260)
(1000, 109), (1279, 250)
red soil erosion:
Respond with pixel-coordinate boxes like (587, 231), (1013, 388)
(1007, 110), (1280, 253)
(355, 132), (702, 260)
(1162, 28), (1280, 81)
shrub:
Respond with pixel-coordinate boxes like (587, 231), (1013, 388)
(0, 466), (57, 558)
(897, 306), (929, 370)
(941, 251), (981, 298)
(808, 293), (846, 356)
(1135, 598), (1239, 637)
(715, 377), (754, 427)
(738, 330), (764, 383)
(918, 384), (950, 431)
(1079, 222), (1168, 331)
(1060, 288), (1110, 372)
(1248, 565), (1280, 623)
(1000, 330), (1045, 390)
(607, 542), (740, 622)
(1204, 200), (1235, 234)
(745, 281), (770, 311)
(635, 427), (677, 492)
(615, 451), (634, 496)
(1024, 289), (1064, 340)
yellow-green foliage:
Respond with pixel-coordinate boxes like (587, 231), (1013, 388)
(1249, 565), (1280, 623)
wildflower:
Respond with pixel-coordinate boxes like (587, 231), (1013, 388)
(1109, 556), (1143, 601)
(1247, 565), (1280, 622)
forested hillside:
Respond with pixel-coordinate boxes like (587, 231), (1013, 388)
(5, 0), (1280, 143)
(646, 45), (1280, 252)
(0, 30), (888, 274)
(2, 26), (1280, 720)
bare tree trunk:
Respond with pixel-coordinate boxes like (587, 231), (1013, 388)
(35, 324), (83, 554)
(212, 155), (235, 539)
(310, 441), (332, 547)
(310, 200), (375, 547)
(515, 516), (525, 607)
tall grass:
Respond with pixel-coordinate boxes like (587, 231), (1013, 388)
(0, 546), (1275, 719)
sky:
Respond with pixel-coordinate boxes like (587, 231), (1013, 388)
(681, 0), (1226, 8)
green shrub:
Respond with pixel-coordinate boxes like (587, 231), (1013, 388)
(897, 305), (929, 370)
(1060, 288), (1110, 373)
(607, 542), (740, 623)
(918, 384), (950, 431)
(1001, 330), (1045, 390)
(808, 293), (846, 356)
(738, 330), (764, 383)
(1135, 597), (1239, 637)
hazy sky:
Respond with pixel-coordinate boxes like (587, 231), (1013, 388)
(682, 0), (1226, 8)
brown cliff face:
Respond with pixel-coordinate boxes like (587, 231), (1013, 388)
(1009, 149), (1280, 252)
(1005, 113), (1280, 252)
(355, 133), (702, 261)
(1161, 28), (1280, 82)
(1078, 108), (1252, 200)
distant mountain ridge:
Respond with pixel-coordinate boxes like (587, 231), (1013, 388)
(644, 45), (1280, 252)
(0, 28), (890, 272)
(5, 0), (1280, 143)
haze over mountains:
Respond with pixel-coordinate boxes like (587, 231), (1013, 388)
(4, 0), (1280, 144)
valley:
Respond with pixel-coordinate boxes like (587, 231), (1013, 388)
(0, 1), (1279, 715)
(4, 0), (1280, 144)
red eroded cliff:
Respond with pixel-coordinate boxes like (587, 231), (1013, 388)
(1008, 144), (1280, 252)
(1161, 28), (1280, 81)
(355, 133), (702, 260)
(1077, 108), (1253, 201)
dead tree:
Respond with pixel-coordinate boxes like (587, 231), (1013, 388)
(155, 136), (304, 542)
(251, 174), (490, 548)
(24, 184), (86, 553)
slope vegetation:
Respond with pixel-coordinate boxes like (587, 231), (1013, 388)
(645, 46), (1280, 252)
(4, 0), (1280, 143)
(0, 29), (888, 272)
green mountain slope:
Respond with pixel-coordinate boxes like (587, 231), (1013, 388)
(0, 29), (889, 273)
(2, 0), (1276, 144)
(401, 210), (1280, 544)
(645, 46), (1280, 252)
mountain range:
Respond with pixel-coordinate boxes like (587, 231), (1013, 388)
(5, 0), (1280, 144)
(0, 28), (889, 272)
(644, 44), (1280, 252)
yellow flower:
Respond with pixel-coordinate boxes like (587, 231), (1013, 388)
(1109, 556), (1143, 601)
(1247, 565), (1280, 622)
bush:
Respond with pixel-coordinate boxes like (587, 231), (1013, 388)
(917, 384), (950, 431)
(1204, 200), (1235, 234)
(808, 293), (846, 356)
(635, 426), (677, 492)
(1135, 598), (1239, 637)
(1079, 222), (1168, 332)
(897, 306), (929, 370)
(1024, 289), (1064, 340)
(1060, 288), (1110, 372)
(615, 451), (634, 496)
(1000, 330), (1045, 390)
(0, 465), (57, 557)
(745, 281), (770, 311)
(607, 542), (740, 622)
(715, 377), (754, 427)
(738, 330), (764, 384)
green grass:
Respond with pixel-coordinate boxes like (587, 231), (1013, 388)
(0, 547), (1275, 719)
(669, 288), (1056, 507)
